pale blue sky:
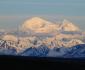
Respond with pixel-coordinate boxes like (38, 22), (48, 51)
(0, 0), (85, 30)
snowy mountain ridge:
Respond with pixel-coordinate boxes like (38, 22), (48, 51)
(21, 17), (80, 33)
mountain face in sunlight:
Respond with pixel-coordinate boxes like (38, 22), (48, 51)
(0, 17), (85, 58)
(2, 34), (18, 42)
(60, 19), (80, 31)
(21, 17), (80, 33)
(21, 17), (59, 33)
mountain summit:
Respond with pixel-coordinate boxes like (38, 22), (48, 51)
(21, 17), (53, 31)
(21, 17), (59, 33)
(21, 17), (80, 33)
(60, 19), (80, 31)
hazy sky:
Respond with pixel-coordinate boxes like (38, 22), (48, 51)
(0, 0), (85, 30)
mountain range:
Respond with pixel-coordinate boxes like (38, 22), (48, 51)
(0, 17), (85, 57)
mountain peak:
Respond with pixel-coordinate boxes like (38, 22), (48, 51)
(29, 17), (45, 21)
(62, 19), (74, 26)
(21, 17), (81, 33)
(24, 17), (50, 24)
(60, 19), (80, 31)
(21, 17), (53, 32)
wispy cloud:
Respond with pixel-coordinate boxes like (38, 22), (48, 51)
(0, 16), (22, 19)
(0, 15), (85, 20)
(0, 1), (85, 6)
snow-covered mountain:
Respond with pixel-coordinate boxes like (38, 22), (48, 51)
(2, 34), (18, 42)
(0, 33), (84, 57)
(42, 37), (85, 49)
(65, 39), (84, 47)
(21, 17), (61, 33)
(21, 45), (49, 56)
(47, 44), (85, 58)
(21, 17), (80, 33)
(21, 17), (60, 33)
(59, 19), (80, 31)
(0, 17), (84, 57)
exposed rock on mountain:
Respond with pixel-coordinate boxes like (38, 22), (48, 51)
(66, 39), (84, 47)
(42, 37), (84, 48)
(21, 45), (49, 56)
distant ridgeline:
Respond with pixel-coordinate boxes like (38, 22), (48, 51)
(0, 17), (85, 57)
(0, 37), (85, 58)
